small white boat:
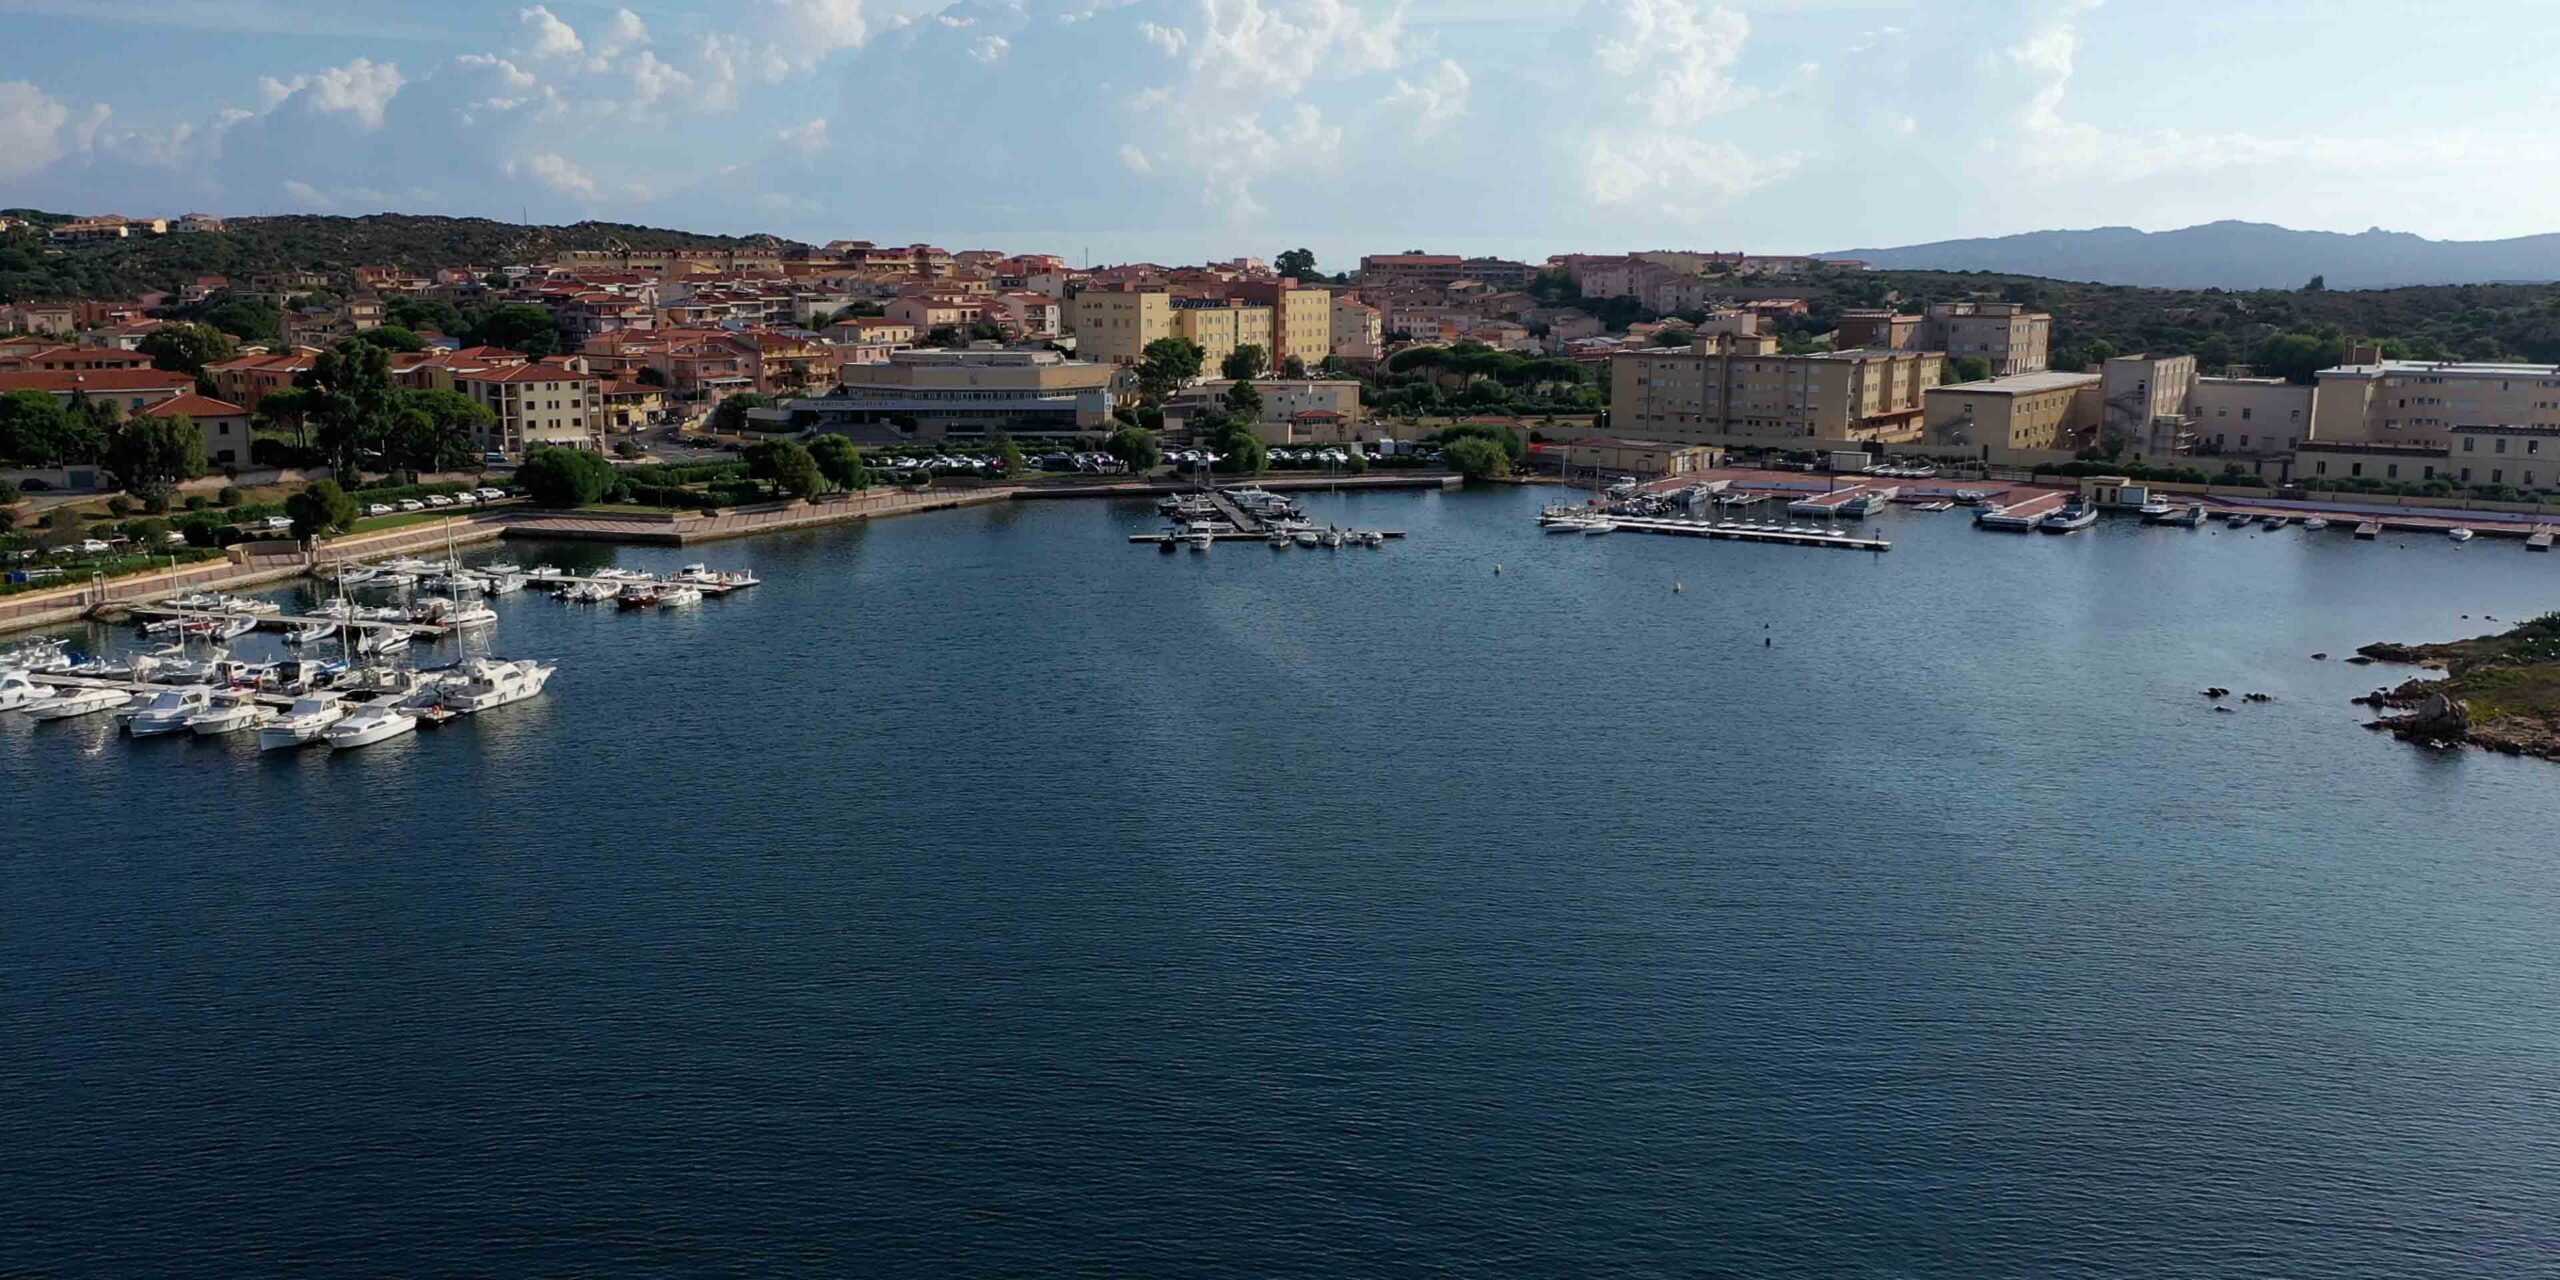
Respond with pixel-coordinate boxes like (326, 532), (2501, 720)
(658, 586), (703, 608)
(284, 622), (338, 645)
(26, 686), (134, 720)
(1582, 521), (1616, 536)
(355, 627), (412, 655)
(1294, 530), (1321, 548)
(1363, 531), (1385, 547)
(1269, 531), (1293, 548)
(187, 691), (275, 736)
(2303, 517), (2330, 531)
(477, 572), (528, 595)
(2137, 499), (2175, 522)
(1186, 532), (1213, 553)
(323, 702), (417, 749)
(0, 670), (56, 710)
(2448, 526), (2475, 542)
(436, 659), (555, 714)
(125, 685), (216, 736)
(259, 695), (346, 750)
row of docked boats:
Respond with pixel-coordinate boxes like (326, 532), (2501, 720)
(529, 563), (757, 606)
(0, 655), (558, 750)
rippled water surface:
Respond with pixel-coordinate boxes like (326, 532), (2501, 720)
(6, 485), (2558, 1276)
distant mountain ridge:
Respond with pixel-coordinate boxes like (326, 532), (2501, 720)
(1824, 221), (2560, 290)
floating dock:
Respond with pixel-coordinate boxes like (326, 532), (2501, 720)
(1975, 491), (2068, 531)
(123, 605), (446, 635)
(1598, 516), (1889, 552)
(2354, 520), (2381, 539)
(1786, 485), (1895, 517)
(1128, 529), (1404, 545)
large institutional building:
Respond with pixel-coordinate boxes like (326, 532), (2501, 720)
(1607, 330), (1944, 449)
(1065, 283), (1333, 370)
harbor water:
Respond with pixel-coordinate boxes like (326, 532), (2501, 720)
(5, 484), (2558, 1276)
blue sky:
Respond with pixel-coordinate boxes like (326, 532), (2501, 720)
(5, 0), (2558, 268)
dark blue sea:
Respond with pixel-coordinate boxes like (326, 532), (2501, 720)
(5, 484), (2557, 1277)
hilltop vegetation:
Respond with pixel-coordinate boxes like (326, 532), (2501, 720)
(1789, 268), (2560, 374)
(0, 212), (775, 304)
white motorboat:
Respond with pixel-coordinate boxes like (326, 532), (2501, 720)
(1268, 531), (1293, 549)
(125, 685), (216, 736)
(186, 691), (275, 736)
(323, 702), (417, 749)
(1294, 530), (1321, 548)
(284, 622), (338, 645)
(437, 658), (555, 714)
(2137, 499), (2175, 522)
(26, 686), (134, 720)
(477, 572), (527, 595)
(1363, 531), (1385, 547)
(1582, 521), (1616, 536)
(0, 670), (56, 710)
(2303, 516), (2330, 531)
(2448, 526), (2475, 542)
(1320, 529), (1345, 549)
(259, 695), (346, 749)
(481, 560), (523, 575)
(355, 627), (412, 655)
(1186, 531), (1213, 552)
(658, 586), (703, 608)
(1542, 517), (1589, 534)
(0, 638), (68, 671)
(183, 615), (258, 641)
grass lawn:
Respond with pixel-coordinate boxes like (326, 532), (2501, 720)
(344, 510), (463, 534)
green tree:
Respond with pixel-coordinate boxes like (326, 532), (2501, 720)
(809, 433), (870, 490)
(0, 389), (82, 466)
(1104, 425), (1161, 470)
(634, 366), (668, 387)
(136, 322), (237, 378)
(1136, 337), (1206, 404)
(1435, 420), (1524, 464)
(1280, 354), (1308, 379)
(385, 297), (465, 335)
(1274, 248), (1317, 279)
(710, 392), (779, 434)
(921, 325), (963, 348)
(254, 384), (322, 451)
(1224, 378), (1264, 422)
(468, 303), (561, 357)
(991, 431), (1025, 476)
(385, 388), (494, 472)
(1214, 425), (1268, 475)
(104, 412), (206, 497)
(517, 446), (616, 507)
(283, 478), (359, 538)
(1443, 435), (1511, 478)
(305, 339), (396, 477)
(746, 438), (823, 499)
(2254, 330), (2350, 385)
(353, 324), (429, 352)
(1945, 355), (1993, 384)
(1220, 343), (1269, 382)
(201, 298), (283, 342)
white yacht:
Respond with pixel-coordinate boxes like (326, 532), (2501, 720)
(260, 696), (346, 750)
(284, 621), (338, 645)
(437, 659), (556, 714)
(0, 670), (55, 710)
(657, 586), (703, 609)
(354, 627), (412, 655)
(1363, 531), (1386, 547)
(2303, 516), (2330, 531)
(26, 686), (134, 720)
(1293, 530), (1321, 548)
(1582, 521), (1616, 536)
(2448, 526), (2476, 542)
(125, 686), (216, 736)
(323, 702), (418, 749)
(186, 691), (274, 737)
(477, 572), (528, 595)
(1186, 530), (1213, 552)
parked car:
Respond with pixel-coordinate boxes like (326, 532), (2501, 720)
(397, 499), (425, 512)
(263, 516), (295, 531)
(475, 487), (506, 501)
(78, 538), (113, 554)
(425, 494), (454, 508)
(367, 503), (393, 516)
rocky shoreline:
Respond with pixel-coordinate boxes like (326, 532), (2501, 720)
(2353, 614), (2560, 759)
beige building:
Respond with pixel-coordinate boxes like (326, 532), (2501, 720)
(1923, 371), (2103, 462)
(2189, 376), (2314, 455)
(789, 347), (1115, 438)
(1066, 283), (1332, 370)
(1330, 296), (1383, 359)
(2311, 355), (2560, 447)
(458, 364), (603, 454)
(1545, 437), (1723, 477)
(2291, 441), (2451, 486)
(1066, 287), (1174, 365)
(1177, 378), (1363, 429)
(1840, 302), (2052, 375)
(2448, 424), (2560, 490)
(1608, 332), (1943, 449)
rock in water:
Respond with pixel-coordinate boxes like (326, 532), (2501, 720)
(2395, 692), (2474, 743)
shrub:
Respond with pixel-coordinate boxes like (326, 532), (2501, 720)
(217, 485), (242, 507)
(106, 495), (133, 517)
(185, 495), (208, 511)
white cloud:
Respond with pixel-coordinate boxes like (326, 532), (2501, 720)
(598, 8), (650, 55)
(515, 5), (583, 60)
(257, 57), (406, 129)
(1553, 0), (1784, 208)
(1383, 58), (1468, 138)
(777, 117), (829, 154)
(1118, 143), (1152, 174)
(969, 34), (1011, 64)
(507, 151), (598, 198)
(0, 81), (71, 179)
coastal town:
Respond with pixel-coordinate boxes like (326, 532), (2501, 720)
(9, 210), (2560, 759)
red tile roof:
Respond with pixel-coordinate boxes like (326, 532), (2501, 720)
(140, 393), (247, 419)
(0, 369), (195, 394)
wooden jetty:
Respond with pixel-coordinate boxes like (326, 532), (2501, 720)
(2354, 520), (2381, 539)
(1604, 516), (1890, 552)
(2530, 528), (2555, 552)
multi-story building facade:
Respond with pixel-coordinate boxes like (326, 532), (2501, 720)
(787, 348), (1114, 439)
(1607, 332), (1943, 449)
(1330, 296), (1383, 360)
(2310, 354), (2560, 447)
(1837, 303), (2052, 375)
(1923, 372), (2103, 461)
(457, 363), (602, 454)
(1356, 253), (1534, 291)
(1066, 283), (1330, 369)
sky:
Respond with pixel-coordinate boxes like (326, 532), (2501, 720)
(6, 0), (2560, 268)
